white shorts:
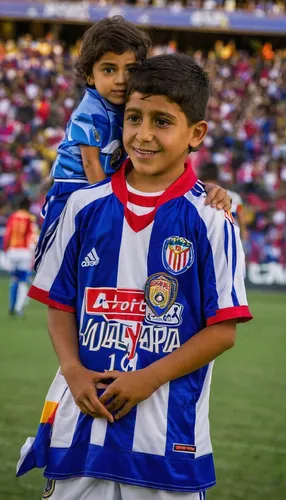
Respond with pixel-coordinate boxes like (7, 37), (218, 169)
(6, 248), (33, 273)
(42, 478), (207, 500)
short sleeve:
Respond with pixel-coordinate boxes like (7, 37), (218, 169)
(198, 209), (252, 326)
(28, 195), (81, 313)
(68, 111), (108, 148)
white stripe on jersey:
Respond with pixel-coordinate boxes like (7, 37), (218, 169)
(194, 362), (214, 458)
(233, 232), (248, 304)
(51, 389), (81, 448)
(90, 417), (108, 447)
(133, 383), (170, 456)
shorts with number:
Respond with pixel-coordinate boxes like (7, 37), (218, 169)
(43, 477), (207, 500)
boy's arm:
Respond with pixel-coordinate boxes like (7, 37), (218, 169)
(47, 307), (113, 422)
(80, 145), (107, 184)
(99, 319), (236, 419)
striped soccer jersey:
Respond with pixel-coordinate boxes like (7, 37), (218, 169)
(18, 160), (252, 492)
(51, 88), (126, 180)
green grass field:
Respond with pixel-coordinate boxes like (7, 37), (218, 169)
(0, 278), (285, 500)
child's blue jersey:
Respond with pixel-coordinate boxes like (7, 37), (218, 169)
(18, 161), (252, 492)
(51, 88), (126, 179)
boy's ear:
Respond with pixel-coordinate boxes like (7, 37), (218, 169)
(188, 121), (208, 150)
(86, 74), (94, 86)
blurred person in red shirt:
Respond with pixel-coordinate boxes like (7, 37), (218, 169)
(3, 197), (38, 316)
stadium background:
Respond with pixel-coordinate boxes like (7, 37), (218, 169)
(0, 1), (285, 499)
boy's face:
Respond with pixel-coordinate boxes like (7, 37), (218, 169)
(88, 51), (138, 105)
(123, 92), (208, 178)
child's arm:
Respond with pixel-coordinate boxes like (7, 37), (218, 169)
(99, 319), (236, 419)
(80, 145), (107, 184)
(204, 183), (232, 211)
(47, 306), (114, 423)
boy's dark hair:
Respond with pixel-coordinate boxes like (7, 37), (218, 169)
(75, 16), (152, 84)
(198, 163), (219, 182)
(19, 196), (31, 211)
(126, 53), (210, 125)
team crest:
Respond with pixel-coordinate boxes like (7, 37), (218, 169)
(42, 479), (56, 499)
(162, 236), (194, 275)
(110, 146), (123, 169)
(93, 127), (100, 142)
(145, 272), (178, 317)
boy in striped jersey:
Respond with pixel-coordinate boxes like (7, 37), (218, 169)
(17, 54), (252, 500)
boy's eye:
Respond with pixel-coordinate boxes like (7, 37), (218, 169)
(103, 68), (114, 74)
(155, 118), (171, 127)
(126, 115), (141, 123)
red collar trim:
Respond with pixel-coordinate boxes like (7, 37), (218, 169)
(111, 158), (197, 233)
(127, 190), (160, 207)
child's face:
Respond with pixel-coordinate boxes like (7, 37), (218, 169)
(87, 51), (138, 105)
(123, 92), (207, 178)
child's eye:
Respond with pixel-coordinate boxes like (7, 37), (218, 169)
(126, 115), (141, 124)
(103, 68), (114, 74)
(127, 67), (137, 74)
(155, 118), (171, 127)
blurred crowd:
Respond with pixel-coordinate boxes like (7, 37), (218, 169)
(13, 0), (286, 15)
(0, 34), (285, 266)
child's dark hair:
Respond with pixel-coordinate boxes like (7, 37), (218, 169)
(75, 16), (152, 84)
(19, 196), (31, 211)
(198, 162), (219, 182)
(126, 53), (209, 125)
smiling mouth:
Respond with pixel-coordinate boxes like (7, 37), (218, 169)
(133, 147), (160, 157)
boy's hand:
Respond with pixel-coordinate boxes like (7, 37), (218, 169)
(99, 369), (159, 420)
(61, 363), (114, 423)
(204, 183), (232, 211)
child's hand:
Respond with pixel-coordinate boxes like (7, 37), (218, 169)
(99, 369), (159, 420)
(204, 183), (232, 211)
(61, 363), (114, 423)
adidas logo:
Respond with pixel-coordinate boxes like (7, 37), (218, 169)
(81, 247), (100, 267)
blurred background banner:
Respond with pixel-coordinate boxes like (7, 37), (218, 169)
(0, 0), (285, 290)
(1, 1), (286, 32)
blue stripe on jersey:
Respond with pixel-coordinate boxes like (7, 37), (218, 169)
(230, 222), (239, 306)
(224, 220), (229, 264)
(45, 446), (216, 491)
(104, 407), (137, 452)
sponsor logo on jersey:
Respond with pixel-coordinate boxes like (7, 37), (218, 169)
(81, 247), (100, 267)
(85, 287), (146, 322)
(42, 479), (56, 499)
(145, 302), (183, 326)
(93, 127), (100, 142)
(145, 273), (178, 317)
(173, 443), (196, 454)
(162, 236), (194, 275)
(80, 319), (181, 358)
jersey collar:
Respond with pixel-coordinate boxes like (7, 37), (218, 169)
(111, 158), (197, 233)
(86, 88), (125, 114)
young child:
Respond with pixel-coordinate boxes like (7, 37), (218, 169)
(34, 16), (151, 271)
(35, 16), (231, 271)
(17, 54), (252, 500)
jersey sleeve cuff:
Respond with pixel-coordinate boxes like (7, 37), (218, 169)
(28, 285), (76, 313)
(206, 305), (253, 326)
